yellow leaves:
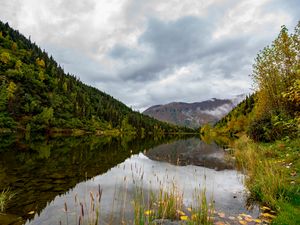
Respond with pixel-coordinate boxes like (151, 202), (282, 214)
(176, 210), (185, 216)
(180, 215), (188, 221)
(260, 206), (271, 211)
(36, 57), (45, 68)
(144, 210), (154, 216)
(0, 51), (10, 64)
(28, 211), (35, 215)
(15, 59), (22, 70)
(237, 213), (260, 224)
(38, 71), (45, 82)
(7, 81), (17, 99)
(282, 79), (300, 106)
(260, 212), (276, 218)
(244, 217), (253, 222)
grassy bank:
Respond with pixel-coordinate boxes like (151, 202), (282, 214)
(232, 136), (300, 224)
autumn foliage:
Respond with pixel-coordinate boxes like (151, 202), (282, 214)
(214, 22), (300, 142)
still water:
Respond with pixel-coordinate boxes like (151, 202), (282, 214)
(0, 135), (258, 225)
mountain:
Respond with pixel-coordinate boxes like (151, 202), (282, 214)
(143, 95), (246, 128)
(0, 21), (193, 134)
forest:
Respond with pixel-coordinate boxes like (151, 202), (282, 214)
(0, 21), (193, 135)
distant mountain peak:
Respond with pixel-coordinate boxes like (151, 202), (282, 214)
(143, 95), (246, 128)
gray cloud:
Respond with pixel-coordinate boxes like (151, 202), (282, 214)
(116, 16), (217, 81)
(262, 0), (300, 28)
(117, 16), (255, 83)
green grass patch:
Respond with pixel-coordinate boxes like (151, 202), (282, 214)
(272, 202), (300, 225)
(233, 136), (300, 224)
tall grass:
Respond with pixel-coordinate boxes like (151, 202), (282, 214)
(61, 185), (102, 225)
(58, 164), (215, 225)
(187, 188), (214, 225)
(0, 188), (15, 212)
(133, 184), (214, 225)
(233, 136), (287, 209)
(233, 135), (300, 225)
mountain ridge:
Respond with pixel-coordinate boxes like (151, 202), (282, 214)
(143, 95), (246, 128)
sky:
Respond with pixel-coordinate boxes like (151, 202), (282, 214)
(0, 0), (299, 111)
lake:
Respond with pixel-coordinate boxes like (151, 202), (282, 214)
(0, 135), (259, 225)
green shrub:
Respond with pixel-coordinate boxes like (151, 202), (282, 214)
(247, 113), (299, 142)
(247, 114), (272, 142)
(0, 112), (16, 128)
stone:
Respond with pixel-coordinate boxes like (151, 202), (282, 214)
(152, 219), (187, 225)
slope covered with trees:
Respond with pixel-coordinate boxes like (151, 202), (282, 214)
(214, 94), (256, 137)
(213, 23), (299, 141)
(0, 21), (193, 134)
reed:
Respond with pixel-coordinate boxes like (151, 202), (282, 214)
(61, 184), (103, 225)
(133, 183), (214, 225)
(60, 167), (214, 225)
(0, 188), (15, 212)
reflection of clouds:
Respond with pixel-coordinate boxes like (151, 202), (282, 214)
(27, 153), (249, 225)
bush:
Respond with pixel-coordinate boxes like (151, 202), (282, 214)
(248, 113), (299, 142)
(247, 114), (272, 142)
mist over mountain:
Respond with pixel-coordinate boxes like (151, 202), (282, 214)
(143, 95), (246, 128)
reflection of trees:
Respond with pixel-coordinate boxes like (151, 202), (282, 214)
(0, 134), (182, 220)
(0, 134), (16, 151)
(146, 138), (234, 170)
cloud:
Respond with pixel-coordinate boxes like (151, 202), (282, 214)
(0, 0), (298, 111)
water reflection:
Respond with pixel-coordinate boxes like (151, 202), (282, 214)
(24, 138), (257, 225)
(0, 136), (259, 225)
(0, 134), (183, 224)
(26, 152), (254, 225)
(146, 138), (234, 170)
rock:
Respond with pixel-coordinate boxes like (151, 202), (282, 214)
(152, 219), (187, 225)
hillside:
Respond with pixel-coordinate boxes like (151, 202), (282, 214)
(0, 21), (193, 134)
(212, 24), (300, 141)
(213, 94), (256, 137)
(143, 95), (245, 128)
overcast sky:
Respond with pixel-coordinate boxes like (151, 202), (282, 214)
(0, 0), (299, 111)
